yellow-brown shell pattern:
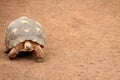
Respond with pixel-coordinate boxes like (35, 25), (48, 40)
(5, 16), (45, 49)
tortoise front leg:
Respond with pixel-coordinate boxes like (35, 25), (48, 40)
(8, 47), (19, 59)
(33, 44), (44, 62)
(8, 42), (24, 59)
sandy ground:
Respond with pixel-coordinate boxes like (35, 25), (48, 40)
(0, 0), (120, 80)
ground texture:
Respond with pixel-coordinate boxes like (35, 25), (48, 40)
(0, 0), (120, 80)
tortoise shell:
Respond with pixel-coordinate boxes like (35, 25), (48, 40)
(5, 16), (45, 49)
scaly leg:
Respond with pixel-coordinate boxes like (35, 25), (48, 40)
(8, 48), (19, 59)
(8, 42), (24, 59)
(33, 44), (44, 62)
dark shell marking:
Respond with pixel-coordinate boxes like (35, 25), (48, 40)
(5, 16), (45, 49)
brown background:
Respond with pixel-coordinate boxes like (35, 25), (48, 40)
(0, 0), (120, 80)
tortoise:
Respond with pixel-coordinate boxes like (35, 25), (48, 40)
(5, 16), (45, 62)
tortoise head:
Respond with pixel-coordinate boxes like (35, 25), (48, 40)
(24, 41), (34, 51)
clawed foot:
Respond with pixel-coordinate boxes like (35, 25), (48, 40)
(34, 57), (43, 62)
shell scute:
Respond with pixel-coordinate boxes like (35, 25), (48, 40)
(5, 17), (45, 49)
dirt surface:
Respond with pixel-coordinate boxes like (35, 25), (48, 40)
(0, 0), (120, 80)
